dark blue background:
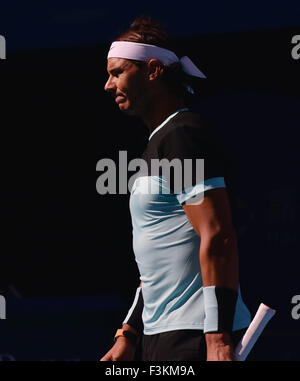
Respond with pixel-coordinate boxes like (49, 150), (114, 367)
(1, 0), (299, 361)
(1, 0), (300, 51)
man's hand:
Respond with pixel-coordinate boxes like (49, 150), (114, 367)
(205, 332), (235, 361)
(100, 337), (137, 361)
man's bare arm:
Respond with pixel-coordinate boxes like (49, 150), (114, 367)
(183, 188), (239, 361)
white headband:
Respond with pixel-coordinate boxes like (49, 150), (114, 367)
(107, 41), (206, 79)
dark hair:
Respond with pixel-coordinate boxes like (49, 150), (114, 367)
(115, 15), (195, 100)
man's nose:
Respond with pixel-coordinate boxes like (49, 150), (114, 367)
(104, 75), (116, 93)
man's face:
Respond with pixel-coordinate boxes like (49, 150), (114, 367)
(104, 57), (149, 115)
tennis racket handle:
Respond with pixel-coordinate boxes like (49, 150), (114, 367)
(234, 303), (276, 361)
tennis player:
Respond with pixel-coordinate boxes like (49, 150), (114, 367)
(100, 15), (251, 361)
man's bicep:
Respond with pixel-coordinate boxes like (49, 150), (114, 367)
(182, 188), (235, 237)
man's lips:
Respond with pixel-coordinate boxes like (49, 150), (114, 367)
(115, 95), (126, 103)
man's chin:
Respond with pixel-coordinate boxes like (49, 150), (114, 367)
(118, 102), (136, 116)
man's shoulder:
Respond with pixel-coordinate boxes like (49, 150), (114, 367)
(159, 110), (222, 144)
(146, 109), (227, 160)
(173, 109), (209, 126)
(149, 110), (207, 143)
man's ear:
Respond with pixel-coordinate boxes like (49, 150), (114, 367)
(147, 59), (164, 80)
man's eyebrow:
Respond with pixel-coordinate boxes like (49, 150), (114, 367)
(107, 65), (125, 74)
(108, 60), (132, 73)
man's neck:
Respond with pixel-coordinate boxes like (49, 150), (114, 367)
(140, 96), (187, 135)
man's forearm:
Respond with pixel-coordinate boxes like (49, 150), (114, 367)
(122, 285), (144, 334)
(122, 283), (142, 336)
(122, 323), (139, 336)
(199, 227), (239, 291)
(199, 227), (239, 341)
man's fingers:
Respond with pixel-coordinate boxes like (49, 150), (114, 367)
(100, 353), (112, 361)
